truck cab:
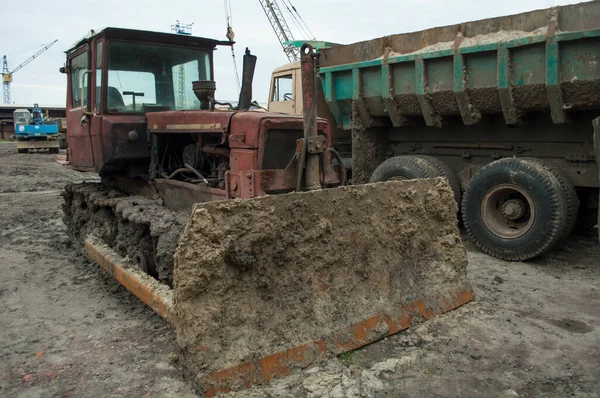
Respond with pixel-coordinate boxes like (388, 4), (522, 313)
(268, 61), (301, 115)
(268, 58), (352, 164)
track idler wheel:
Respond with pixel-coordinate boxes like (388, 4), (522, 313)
(133, 251), (157, 278)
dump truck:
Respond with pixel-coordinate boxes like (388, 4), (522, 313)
(268, 1), (600, 261)
(60, 28), (472, 395)
(13, 104), (60, 153)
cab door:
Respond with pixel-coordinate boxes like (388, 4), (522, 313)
(66, 47), (95, 169)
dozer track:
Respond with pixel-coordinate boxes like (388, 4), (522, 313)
(62, 182), (187, 286)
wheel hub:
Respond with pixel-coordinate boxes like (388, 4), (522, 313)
(502, 199), (526, 220)
(481, 184), (535, 239)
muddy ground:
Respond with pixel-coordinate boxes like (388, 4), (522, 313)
(0, 143), (195, 398)
(0, 141), (598, 398)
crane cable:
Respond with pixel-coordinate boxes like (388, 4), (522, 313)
(6, 43), (46, 58)
(224, 0), (241, 93)
(287, 0), (315, 40)
(290, 2), (316, 39)
(279, 0), (309, 40)
(281, 0), (315, 40)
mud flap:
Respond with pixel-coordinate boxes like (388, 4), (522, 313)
(172, 178), (473, 396)
(594, 117), (600, 241)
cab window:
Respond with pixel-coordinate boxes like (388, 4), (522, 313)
(70, 51), (89, 108)
(95, 41), (103, 113)
(272, 74), (293, 102)
(106, 41), (211, 113)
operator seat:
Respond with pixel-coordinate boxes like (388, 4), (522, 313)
(107, 86), (125, 109)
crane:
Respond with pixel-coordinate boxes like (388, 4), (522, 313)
(258, 0), (314, 62)
(2, 39), (58, 104)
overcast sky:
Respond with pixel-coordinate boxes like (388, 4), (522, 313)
(0, 0), (582, 106)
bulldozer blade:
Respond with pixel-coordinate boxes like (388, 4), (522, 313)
(172, 178), (473, 396)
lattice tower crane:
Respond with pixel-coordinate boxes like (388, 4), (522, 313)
(171, 21), (194, 109)
(258, 0), (315, 62)
(2, 39), (58, 104)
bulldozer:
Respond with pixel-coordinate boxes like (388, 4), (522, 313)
(61, 28), (473, 396)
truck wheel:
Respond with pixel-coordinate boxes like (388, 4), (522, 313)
(461, 158), (567, 261)
(369, 155), (461, 203)
(17, 148), (28, 154)
(521, 158), (578, 239)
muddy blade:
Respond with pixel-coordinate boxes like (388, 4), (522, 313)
(172, 178), (473, 396)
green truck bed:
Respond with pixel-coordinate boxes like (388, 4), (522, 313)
(319, 1), (600, 130)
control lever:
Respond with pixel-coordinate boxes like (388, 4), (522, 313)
(123, 91), (145, 111)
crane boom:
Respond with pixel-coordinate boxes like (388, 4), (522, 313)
(11, 40), (58, 75)
(2, 39), (58, 104)
(258, 0), (299, 62)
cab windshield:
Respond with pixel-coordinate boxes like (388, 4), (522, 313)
(106, 41), (211, 113)
(13, 111), (31, 125)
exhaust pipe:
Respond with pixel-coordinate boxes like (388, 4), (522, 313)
(237, 48), (257, 111)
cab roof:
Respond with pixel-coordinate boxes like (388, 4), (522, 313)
(67, 27), (232, 54)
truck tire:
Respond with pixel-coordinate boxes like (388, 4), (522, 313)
(461, 158), (567, 261)
(369, 155), (461, 203)
(520, 158), (578, 239)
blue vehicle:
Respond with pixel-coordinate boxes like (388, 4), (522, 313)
(14, 104), (60, 153)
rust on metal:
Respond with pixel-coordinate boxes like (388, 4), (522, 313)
(300, 43), (322, 190)
(147, 111), (233, 135)
(201, 145), (230, 159)
(201, 288), (474, 397)
(152, 179), (227, 212)
(84, 236), (173, 321)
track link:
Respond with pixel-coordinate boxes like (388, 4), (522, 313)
(62, 182), (187, 286)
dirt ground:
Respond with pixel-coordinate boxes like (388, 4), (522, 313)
(0, 143), (196, 398)
(0, 141), (598, 398)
